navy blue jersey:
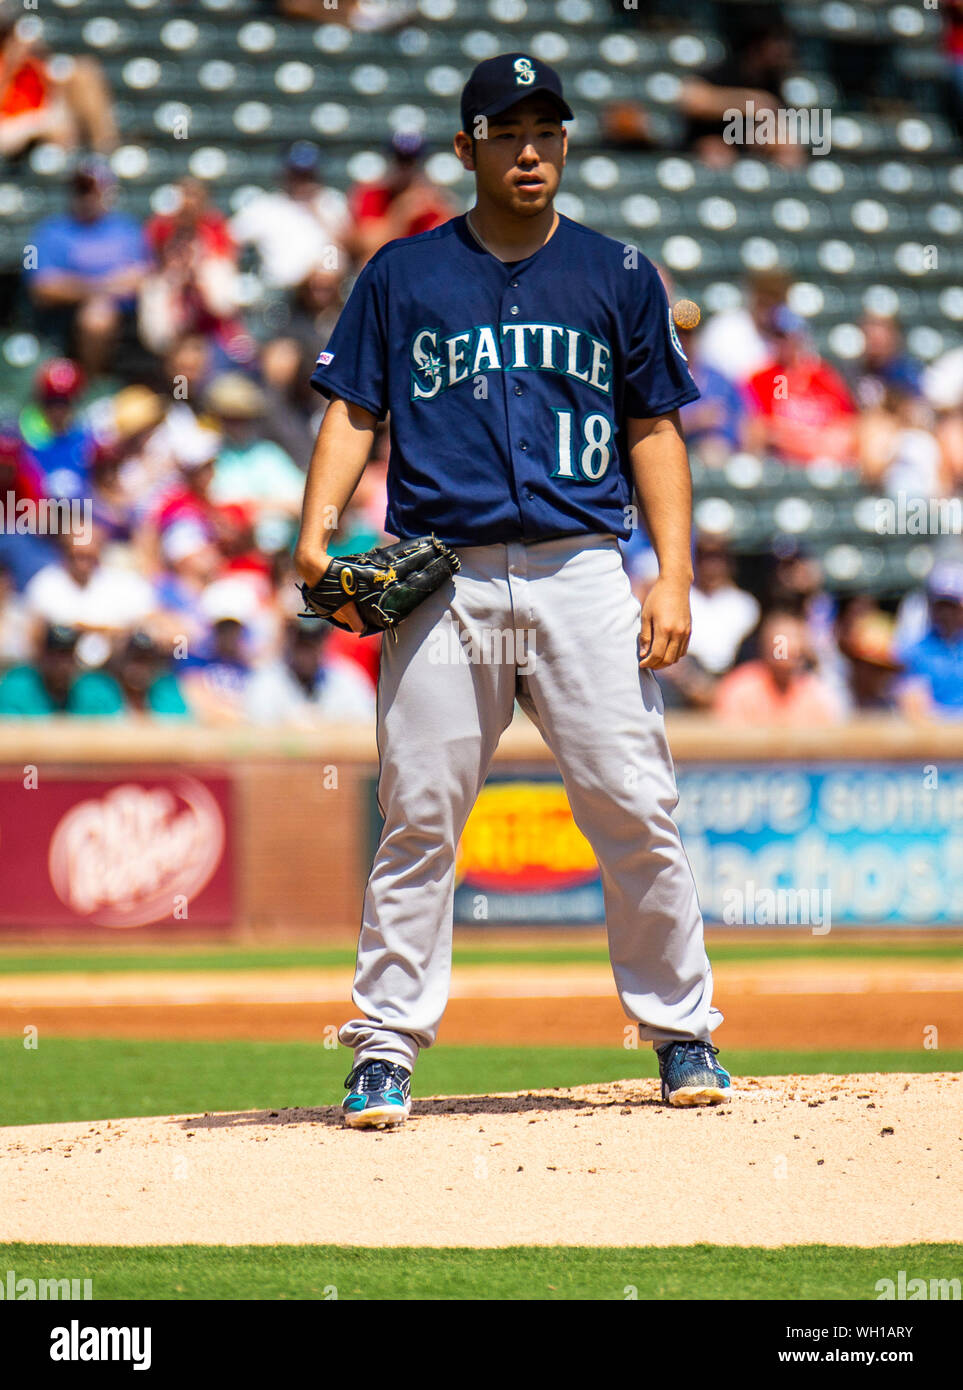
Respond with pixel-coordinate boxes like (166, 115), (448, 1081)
(310, 214), (699, 547)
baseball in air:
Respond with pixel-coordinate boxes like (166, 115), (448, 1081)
(672, 299), (701, 330)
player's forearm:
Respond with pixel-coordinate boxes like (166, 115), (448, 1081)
(627, 412), (694, 583)
(294, 395), (378, 583)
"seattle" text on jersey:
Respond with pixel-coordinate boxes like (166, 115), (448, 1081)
(410, 322), (613, 401)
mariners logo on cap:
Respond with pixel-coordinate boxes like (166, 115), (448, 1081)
(513, 57), (535, 86)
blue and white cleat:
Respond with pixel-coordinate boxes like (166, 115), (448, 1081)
(342, 1060), (412, 1129)
(656, 1041), (732, 1107)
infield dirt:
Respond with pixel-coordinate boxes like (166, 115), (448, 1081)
(0, 958), (960, 1047)
(2, 1072), (959, 1248)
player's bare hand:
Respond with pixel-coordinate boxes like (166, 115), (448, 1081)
(332, 600), (365, 633)
(638, 576), (692, 670)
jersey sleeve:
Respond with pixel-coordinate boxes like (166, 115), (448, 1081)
(309, 258), (389, 420)
(622, 260), (700, 419)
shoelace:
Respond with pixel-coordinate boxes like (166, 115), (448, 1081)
(344, 1061), (405, 1092)
(666, 1041), (721, 1069)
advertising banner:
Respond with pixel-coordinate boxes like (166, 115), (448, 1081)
(431, 765), (963, 927)
(0, 771), (234, 931)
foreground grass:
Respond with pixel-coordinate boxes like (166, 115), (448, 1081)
(2, 1038), (960, 1128)
(0, 1242), (959, 1300)
(0, 938), (959, 975)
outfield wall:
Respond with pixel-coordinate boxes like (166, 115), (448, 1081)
(1, 718), (961, 940)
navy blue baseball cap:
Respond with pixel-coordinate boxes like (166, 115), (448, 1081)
(460, 53), (574, 133)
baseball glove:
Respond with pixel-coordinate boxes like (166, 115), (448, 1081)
(298, 534), (461, 639)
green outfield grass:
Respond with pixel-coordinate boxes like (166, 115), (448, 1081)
(0, 1241), (960, 1300)
(2, 1038), (960, 1128)
(0, 937), (960, 974)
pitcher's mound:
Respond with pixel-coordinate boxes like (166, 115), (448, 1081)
(2, 1074), (959, 1248)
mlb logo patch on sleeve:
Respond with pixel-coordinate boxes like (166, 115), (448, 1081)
(316, 350), (335, 366)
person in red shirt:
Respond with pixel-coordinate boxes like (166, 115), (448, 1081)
(745, 306), (858, 465)
(0, 422), (43, 508)
(349, 131), (456, 264)
(0, 10), (117, 155)
(144, 178), (235, 263)
(0, 24), (48, 136)
(141, 180), (251, 365)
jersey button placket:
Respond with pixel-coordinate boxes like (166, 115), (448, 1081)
(502, 275), (530, 535)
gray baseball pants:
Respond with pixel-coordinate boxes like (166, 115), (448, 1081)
(339, 532), (723, 1072)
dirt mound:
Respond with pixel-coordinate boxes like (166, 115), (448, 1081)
(1, 1074), (959, 1248)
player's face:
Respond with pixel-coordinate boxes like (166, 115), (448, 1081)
(459, 98), (566, 217)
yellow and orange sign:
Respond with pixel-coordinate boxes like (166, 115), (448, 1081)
(456, 781), (598, 892)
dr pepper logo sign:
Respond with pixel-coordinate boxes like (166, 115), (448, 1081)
(48, 779), (225, 927)
(0, 774), (233, 929)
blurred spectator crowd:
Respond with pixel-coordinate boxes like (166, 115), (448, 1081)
(0, 89), (456, 723)
(627, 260), (963, 725)
(0, 4), (961, 724)
(628, 532), (963, 724)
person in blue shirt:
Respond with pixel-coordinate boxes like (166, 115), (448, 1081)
(676, 321), (745, 464)
(853, 313), (923, 410)
(18, 357), (96, 501)
(898, 560), (963, 717)
(295, 53), (730, 1128)
(26, 157), (149, 375)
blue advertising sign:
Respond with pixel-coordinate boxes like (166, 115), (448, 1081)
(678, 763), (963, 927)
(449, 763), (963, 927)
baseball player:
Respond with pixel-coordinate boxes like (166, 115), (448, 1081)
(295, 53), (731, 1128)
